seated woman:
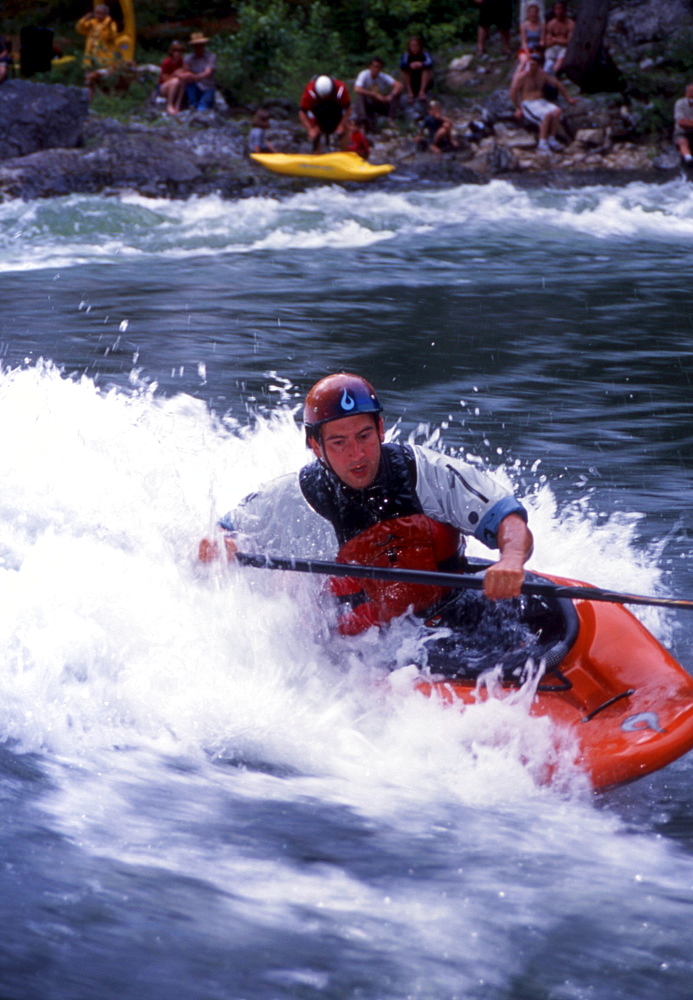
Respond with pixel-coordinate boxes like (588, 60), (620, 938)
(513, 3), (546, 84)
(520, 2), (545, 55)
(399, 36), (433, 106)
(158, 40), (186, 115)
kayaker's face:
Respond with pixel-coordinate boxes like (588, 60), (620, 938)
(311, 413), (383, 489)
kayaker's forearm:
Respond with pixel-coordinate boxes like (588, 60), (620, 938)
(483, 514), (533, 600)
(497, 513), (534, 565)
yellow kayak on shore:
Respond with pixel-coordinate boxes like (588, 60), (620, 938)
(250, 152), (394, 182)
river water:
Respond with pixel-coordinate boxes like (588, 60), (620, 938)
(1, 176), (692, 999)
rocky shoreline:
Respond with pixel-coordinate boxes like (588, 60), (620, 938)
(0, 69), (685, 203)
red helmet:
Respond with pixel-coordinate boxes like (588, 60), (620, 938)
(303, 373), (382, 437)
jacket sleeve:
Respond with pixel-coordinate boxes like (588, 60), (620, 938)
(412, 445), (528, 549)
(219, 472), (336, 558)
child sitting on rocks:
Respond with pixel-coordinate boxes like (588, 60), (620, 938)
(417, 100), (459, 153)
(248, 109), (278, 154)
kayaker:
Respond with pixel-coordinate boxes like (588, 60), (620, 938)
(299, 75), (351, 152)
(199, 373), (533, 636)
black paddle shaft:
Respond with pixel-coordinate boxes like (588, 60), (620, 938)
(234, 552), (693, 612)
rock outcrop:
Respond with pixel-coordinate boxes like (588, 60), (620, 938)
(0, 79), (89, 160)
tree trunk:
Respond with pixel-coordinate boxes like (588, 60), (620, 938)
(562, 0), (623, 93)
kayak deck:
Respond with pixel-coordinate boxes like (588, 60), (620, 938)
(417, 572), (693, 790)
(250, 151), (395, 182)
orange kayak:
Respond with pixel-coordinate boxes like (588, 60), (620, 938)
(417, 571), (693, 791)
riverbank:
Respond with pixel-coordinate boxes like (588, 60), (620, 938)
(0, 47), (685, 203)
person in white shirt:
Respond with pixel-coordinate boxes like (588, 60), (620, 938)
(354, 57), (403, 133)
(674, 83), (693, 165)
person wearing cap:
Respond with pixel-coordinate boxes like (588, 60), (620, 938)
(158, 40), (186, 115)
(299, 75), (351, 152)
(509, 47), (577, 153)
(199, 374), (533, 637)
(180, 31), (216, 111)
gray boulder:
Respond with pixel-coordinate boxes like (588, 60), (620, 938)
(476, 89), (517, 126)
(0, 79), (89, 160)
(608, 0), (693, 52)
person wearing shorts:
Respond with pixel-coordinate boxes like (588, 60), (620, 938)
(475, 0), (513, 56)
(509, 50), (577, 153)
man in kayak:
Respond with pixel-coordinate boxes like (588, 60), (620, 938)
(299, 75), (351, 152)
(200, 373), (533, 636)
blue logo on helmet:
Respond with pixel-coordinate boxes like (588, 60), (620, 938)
(341, 389), (355, 411)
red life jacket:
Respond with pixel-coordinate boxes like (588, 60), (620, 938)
(329, 514), (461, 635)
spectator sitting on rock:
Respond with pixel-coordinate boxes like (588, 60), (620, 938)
(673, 83), (693, 166)
(248, 109), (278, 154)
(513, 2), (545, 84)
(417, 100), (459, 154)
(509, 49), (576, 153)
(520, 3), (545, 55)
(75, 3), (120, 99)
(354, 57), (402, 133)
(180, 32), (216, 111)
(0, 36), (13, 84)
(158, 41), (186, 115)
(543, 1), (574, 74)
(399, 36), (433, 109)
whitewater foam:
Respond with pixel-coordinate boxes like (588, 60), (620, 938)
(3, 179), (693, 272)
(0, 360), (670, 807)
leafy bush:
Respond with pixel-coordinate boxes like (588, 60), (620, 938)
(212, 0), (480, 105)
(28, 54), (86, 87)
(628, 96), (672, 140)
(667, 27), (693, 77)
(212, 0), (349, 105)
(89, 74), (153, 117)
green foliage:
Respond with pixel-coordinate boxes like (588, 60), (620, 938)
(44, 55), (86, 87)
(212, 0), (349, 104)
(629, 96), (672, 141)
(360, 0), (476, 53)
(89, 76), (152, 117)
(666, 28), (693, 77)
(12, 0), (485, 114)
(212, 0), (480, 105)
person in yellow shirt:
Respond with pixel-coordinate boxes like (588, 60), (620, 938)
(76, 4), (119, 97)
